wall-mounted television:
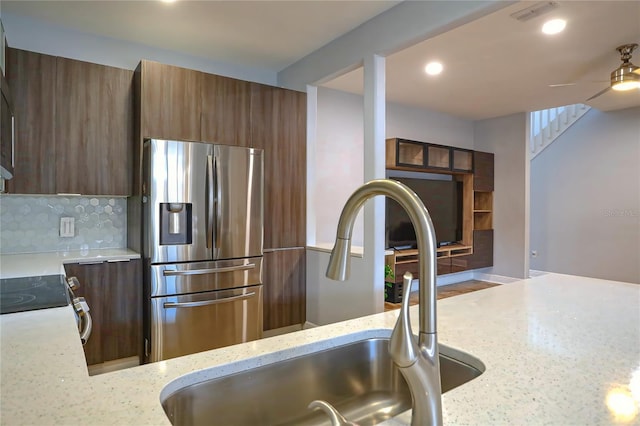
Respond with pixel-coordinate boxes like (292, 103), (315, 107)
(386, 177), (463, 249)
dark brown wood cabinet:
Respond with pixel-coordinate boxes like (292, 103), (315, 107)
(201, 73), (251, 146)
(451, 229), (494, 271)
(5, 48), (57, 194)
(6, 48), (134, 195)
(64, 259), (142, 366)
(139, 60), (201, 142)
(473, 151), (494, 191)
(263, 248), (306, 331)
(250, 83), (306, 249)
(55, 57), (134, 195)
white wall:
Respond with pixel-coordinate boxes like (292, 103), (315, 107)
(314, 87), (475, 246)
(474, 112), (529, 279)
(2, 12), (276, 85)
(530, 107), (640, 284)
(307, 87), (476, 325)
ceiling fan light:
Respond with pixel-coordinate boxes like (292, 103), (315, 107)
(611, 65), (640, 91)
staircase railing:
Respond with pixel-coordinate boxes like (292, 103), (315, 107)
(530, 104), (591, 159)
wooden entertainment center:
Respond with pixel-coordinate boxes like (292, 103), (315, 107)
(385, 138), (494, 303)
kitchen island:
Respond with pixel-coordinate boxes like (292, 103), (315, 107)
(1, 269), (638, 425)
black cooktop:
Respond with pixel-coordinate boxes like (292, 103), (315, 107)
(0, 275), (70, 315)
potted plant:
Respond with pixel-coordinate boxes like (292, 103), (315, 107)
(384, 264), (395, 302)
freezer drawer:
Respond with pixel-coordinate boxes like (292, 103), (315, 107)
(149, 285), (262, 362)
(150, 257), (262, 297)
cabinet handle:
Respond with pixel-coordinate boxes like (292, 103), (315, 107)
(106, 259), (132, 263)
(11, 115), (15, 169)
(163, 263), (255, 276)
(77, 261), (105, 265)
(163, 292), (256, 309)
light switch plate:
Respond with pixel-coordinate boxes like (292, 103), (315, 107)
(60, 217), (75, 238)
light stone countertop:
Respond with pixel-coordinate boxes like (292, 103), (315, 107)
(1, 271), (639, 425)
(0, 248), (140, 278)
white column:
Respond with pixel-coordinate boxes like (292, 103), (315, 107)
(363, 54), (386, 311)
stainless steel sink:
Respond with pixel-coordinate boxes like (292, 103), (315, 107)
(161, 337), (484, 426)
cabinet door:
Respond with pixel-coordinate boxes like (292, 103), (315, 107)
(473, 151), (494, 191)
(250, 84), (306, 249)
(101, 259), (142, 362)
(201, 73), (251, 146)
(263, 248), (306, 331)
(55, 57), (134, 195)
(63, 262), (104, 366)
(140, 60), (201, 141)
(64, 259), (142, 366)
(5, 48), (56, 194)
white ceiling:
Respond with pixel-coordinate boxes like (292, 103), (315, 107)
(1, 0), (401, 71)
(324, 1), (640, 119)
(3, 0), (640, 120)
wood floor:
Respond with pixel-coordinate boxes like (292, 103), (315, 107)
(384, 280), (500, 312)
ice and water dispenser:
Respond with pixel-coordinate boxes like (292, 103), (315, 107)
(159, 203), (192, 245)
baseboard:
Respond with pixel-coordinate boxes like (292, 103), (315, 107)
(407, 270), (492, 292)
(87, 356), (140, 376)
(263, 324), (303, 338)
(302, 321), (318, 329)
(529, 269), (549, 278)
(473, 271), (521, 284)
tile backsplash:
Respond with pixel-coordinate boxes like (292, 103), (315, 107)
(0, 195), (127, 254)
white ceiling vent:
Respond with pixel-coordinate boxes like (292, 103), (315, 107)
(510, 1), (559, 22)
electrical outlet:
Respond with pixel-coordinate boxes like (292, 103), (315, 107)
(60, 217), (75, 238)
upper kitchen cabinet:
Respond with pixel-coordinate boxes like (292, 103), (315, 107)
(138, 60), (201, 142)
(201, 73), (251, 146)
(5, 48), (56, 194)
(55, 57), (134, 195)
(250, 83), (306, 249)
(5, 48), (134, 196)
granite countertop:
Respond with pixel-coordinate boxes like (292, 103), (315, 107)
(1, 269), (638, 425)
(0, 248), (140, 278)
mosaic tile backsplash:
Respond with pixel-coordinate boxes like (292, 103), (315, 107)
(0, 195), (127, 254)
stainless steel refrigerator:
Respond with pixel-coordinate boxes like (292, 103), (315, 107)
(142, 139), (263, 362)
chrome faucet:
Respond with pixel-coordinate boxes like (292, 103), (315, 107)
(326, 179), (443, 426)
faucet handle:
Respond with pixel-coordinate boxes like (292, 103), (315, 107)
(389, 272), (420, 368)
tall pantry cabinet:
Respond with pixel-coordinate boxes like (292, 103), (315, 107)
(135, 60), (307, 331)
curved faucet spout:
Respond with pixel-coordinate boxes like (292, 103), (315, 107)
(325, 179), (443, 426)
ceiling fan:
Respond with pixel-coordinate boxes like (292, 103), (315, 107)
(586, 43), (640, 101)
(549, 43), (640, 101)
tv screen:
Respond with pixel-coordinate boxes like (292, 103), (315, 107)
(386, 177), (462, 249)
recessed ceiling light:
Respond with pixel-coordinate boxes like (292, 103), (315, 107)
(424, 62), (443, 76)
(160, 0), (177, 3)
(542, 18), (566, 35)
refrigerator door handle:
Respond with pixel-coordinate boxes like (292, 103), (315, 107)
(163, 292), (256, 309)
(163, 263), (256, 276)
(214, 154), (222, 251)
(206, 154), (214, 249)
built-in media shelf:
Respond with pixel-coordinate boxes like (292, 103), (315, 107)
(473, 191), (493, 230)
(384, 137), (494, 304)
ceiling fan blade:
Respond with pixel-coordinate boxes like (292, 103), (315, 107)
(586, 86), (611, 101)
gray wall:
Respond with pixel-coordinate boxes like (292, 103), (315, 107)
(2, 12), (277, 85)
(315, 87), (475, 246)
(530, 107), (640, 284)
(474, 113), (530, 279)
